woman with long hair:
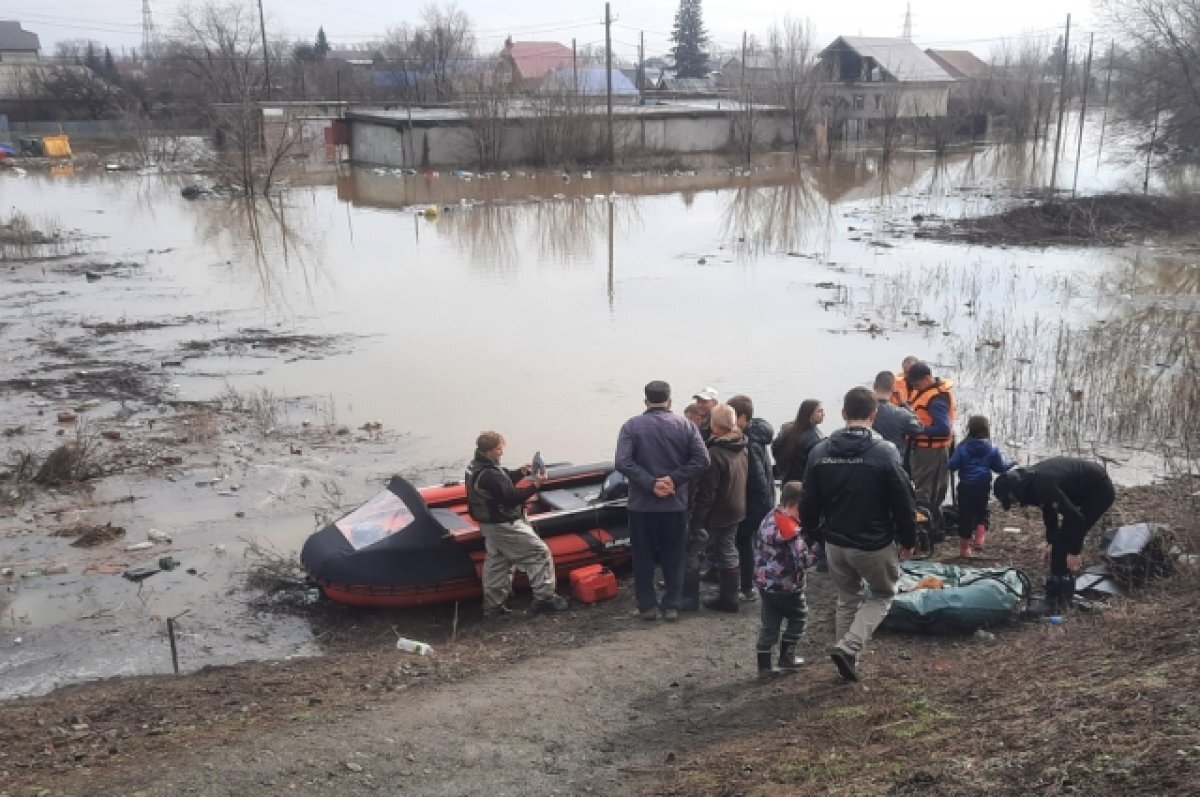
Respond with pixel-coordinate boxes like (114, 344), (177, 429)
(772, 399), (826, 484)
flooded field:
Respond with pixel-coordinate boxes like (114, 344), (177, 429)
(2, 116), (1197, 697)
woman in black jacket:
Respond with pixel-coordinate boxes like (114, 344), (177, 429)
(772, 399), (826, 484)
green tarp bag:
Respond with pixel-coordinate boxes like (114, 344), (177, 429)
(878, 561), (1030, 634)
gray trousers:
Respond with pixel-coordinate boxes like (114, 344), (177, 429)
(709, 522), (740, 569)
(826, 543), (900, 657)
(479, 518), (556, 609)
(910, 446), (949, 530)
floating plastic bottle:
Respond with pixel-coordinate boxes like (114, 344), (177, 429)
(396, 637), (432, 655)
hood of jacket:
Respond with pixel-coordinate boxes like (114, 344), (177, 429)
(824, 426), (881, 457)
(708, 431), (748, 454)
(743, 417), (775, 446)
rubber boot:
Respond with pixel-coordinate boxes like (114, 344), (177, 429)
(757, 650), (778, 678)
(974, 523), (987, 549)
(681, 571), (701, 612)
(1046, 574), (1075, 615)
(703, 568), (740, 613)
(959, 537), (973, 558)
(778, 641), (804, 672)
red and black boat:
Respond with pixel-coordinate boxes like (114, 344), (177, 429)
(301, 463), (630, 607)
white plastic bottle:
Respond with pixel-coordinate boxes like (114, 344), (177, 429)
(396, 637), (433, 655)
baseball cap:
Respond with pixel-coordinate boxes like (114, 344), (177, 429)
(692, 386), (719, 402)
(644, 380), (671, 402)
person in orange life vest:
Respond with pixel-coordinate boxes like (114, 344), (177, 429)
(905, 361), (956, 534)
(889, 355), (920, 406)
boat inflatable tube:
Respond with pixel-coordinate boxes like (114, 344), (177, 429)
(878, 561), (1030, 634)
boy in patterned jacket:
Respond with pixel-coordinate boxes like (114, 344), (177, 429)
(754, 481), (818, 677)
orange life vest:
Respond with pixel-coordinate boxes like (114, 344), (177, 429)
(889, 370), (912, 406)
(909, 378), (957, 449)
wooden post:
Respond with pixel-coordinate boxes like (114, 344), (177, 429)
(1049, 13), (1071, 192)
(167, 617), (180, 675)
(1071, 33), (1094, 197)
(1096, 41), (1115, 166)
(605, 3), (615, 164)
(257, 0), (271, 101)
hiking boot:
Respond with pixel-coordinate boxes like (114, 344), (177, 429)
(757, 650), (779, 678)
(662, 607), (679, 622)
(973, 523), (987, 549)
(637, 607), (659, 621)
(530, 594), (569, 614)
(703, 568), (740, 613)
(482, 602), (513, 619)
(830, 648), (858, 682)
(739, 588), (758, 603)
(959, 538), (973, 558)
(778, 641), (804, 672)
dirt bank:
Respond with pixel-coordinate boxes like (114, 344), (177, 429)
(1, 478), (1196, 796)
(920, 194), (1200, 246)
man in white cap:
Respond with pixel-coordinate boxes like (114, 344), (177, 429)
(692, 387), (719, 441)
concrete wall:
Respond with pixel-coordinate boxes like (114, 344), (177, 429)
(349, 109), (799, 168)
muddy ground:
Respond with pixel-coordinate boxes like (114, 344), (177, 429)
(0, 477), (1197, 797)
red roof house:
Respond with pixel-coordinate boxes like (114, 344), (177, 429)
(498, 38), (574, 91)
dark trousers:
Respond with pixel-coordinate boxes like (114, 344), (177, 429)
(629, 510), (688, 612)
(956, 481), (991, 539)
(737, 509), (768, 592)
(756, 589), (809, 651)
(1050, 484), (1116, 577)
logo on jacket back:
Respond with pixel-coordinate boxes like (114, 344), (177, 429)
(818, 456), (865, 465)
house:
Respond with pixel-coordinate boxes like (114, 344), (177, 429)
(327, 47), (384, 68)
(497, 38), (574, 92)
(718, 53), (777, 90)
(655, 76), (717, 98)
(817, 35), (953, 129)
(0, 21), (40, 62)
(925, 49), (995, 134)
(537, 67), (639, 102)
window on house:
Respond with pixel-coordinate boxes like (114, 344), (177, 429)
(874, 94), (883, 110)
(854, 94), (865, 110)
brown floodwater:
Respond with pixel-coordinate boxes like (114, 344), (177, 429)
(1, 115), (1197, 696)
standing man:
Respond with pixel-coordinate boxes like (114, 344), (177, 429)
(905, 361), (956, 535)
(801, 387), (916, 682)
(691, 386), (719, 440)
(728, 394), (775, 603)
(871, 371), (922, 462)
(889, 355), (920, 406)
(466, 431), (569, 617)
(691, 404), (748, 613)
(616, 380), (710, 622)
(993, 457), (1115, 613)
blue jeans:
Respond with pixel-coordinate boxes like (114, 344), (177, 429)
(629, 510), (688, 612)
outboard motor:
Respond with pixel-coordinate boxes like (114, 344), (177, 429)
(597, 470), (628, 502)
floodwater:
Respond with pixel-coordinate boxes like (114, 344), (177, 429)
(1, 112), (1197, 696)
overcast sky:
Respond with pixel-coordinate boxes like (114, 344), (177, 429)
(3, 1), (1100, 61)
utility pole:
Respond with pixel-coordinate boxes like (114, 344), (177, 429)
(1049, 13), (1070, 192)
(638, 31), (645, 104)
(1145, 85), (1160, 194)
(572, 38), (578, 94)
(1071, 33), (1094, 197)
(741, 30), (750, 163)
(257, 0), (271, 101)
(605, 2), (614, 164)
(1097, 41), (1115, 165)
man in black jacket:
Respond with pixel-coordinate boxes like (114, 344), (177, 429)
(801, 387), (916, 682)
(993, 457), (1115, 613)
(466, 431), (569, 617)
(690, 404), (748, 613)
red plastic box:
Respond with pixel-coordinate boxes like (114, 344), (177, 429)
(569, 564), (618, 604)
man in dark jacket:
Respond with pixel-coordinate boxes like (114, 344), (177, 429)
(729, 394), (775, 603)
(616, 380), (710, 621)
(466, 431), (569, 617)
(691, 404), (748, 613)
(801, 387), (916, 682)
(993, 457), (1115, 613)
(871, 371), (922, 463)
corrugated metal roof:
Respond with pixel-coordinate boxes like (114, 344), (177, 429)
(823, 36), (953, 83)
(0, 21), (39, 53)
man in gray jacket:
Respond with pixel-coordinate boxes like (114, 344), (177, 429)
(616, 380), (710, 621)
(871, 371), (922, 463)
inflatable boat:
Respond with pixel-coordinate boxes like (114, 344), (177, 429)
(879, 561), (1031, 634)
(301, 463), (630, 607)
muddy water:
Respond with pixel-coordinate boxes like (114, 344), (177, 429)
(1, 117), (1196, 696)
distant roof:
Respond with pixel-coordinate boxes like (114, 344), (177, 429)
(504, 41), (573, 81)
(925, 49), (989, 80)
(821, 36), (953, 83)
(658, 76), (716, 93)
(327, 48), (382, 65)
(539, 67), (638, 96)
(0, 21), (40, 52)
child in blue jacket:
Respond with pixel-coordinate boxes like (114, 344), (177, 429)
(948, 415), (1014, 557)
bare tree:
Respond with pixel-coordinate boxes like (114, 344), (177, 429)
(461, 74), (512, 168)
(1098, 0), (1200, 159)
(412, 4), (475, 101)
(767, 16), (821, 150)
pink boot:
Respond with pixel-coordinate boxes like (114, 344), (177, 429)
(974, 523), (987, 550)
(959, 538), (973, 558)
